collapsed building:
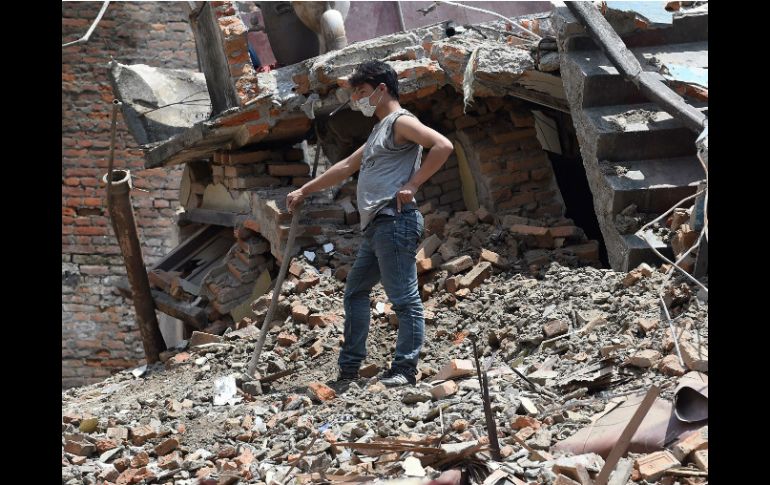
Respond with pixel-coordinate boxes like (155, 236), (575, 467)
(62, 3), (709, 484)
(109, 1), (707, 337)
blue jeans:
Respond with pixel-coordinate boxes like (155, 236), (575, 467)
(338, 209), (425, 375)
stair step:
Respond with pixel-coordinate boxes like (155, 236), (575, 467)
(583, 103), (705, 160)
(599, 156), (704, 214)
(619, 232), (673, 271)
(564, 42), (708, 108)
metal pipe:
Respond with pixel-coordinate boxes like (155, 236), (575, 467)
(103, 168), (166, 363)
(566, 1), (706, 133)
(247, 201), (304, 377)
(396, 1), (406, 31)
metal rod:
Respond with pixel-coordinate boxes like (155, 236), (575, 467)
(471, 337), (501, 461)
(103, 169), (166, 363)
(247, 202), (304, 376)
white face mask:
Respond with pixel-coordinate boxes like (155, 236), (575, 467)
(352, 87), (384, 117)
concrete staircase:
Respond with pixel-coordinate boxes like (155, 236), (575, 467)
(555, 7), (708, 271)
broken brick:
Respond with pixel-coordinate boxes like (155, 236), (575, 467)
(637, 318), (658, 333)
(95, 438), (118, 454)
(291, 304), (310, 324)
(424, 213), (447, 236)
(308, 382), (336, 402)
(511, 416), (541, 431)
(636, 451), (680, 481)
(277, 332), (298, 346)
(288, 262), (304, 278)
(130, 425), (157, 446)
(552, 475), (581, 485)
(543, 320), (569, 338)
(154, 437), (179, 456)
(658, 354), (686, 376)
(296, 274), (320, 293)
(515, 426), (536, 441)
(106, 427), (128, 441)
(480, 248), (507, 268)
(190, 331), (222, 348)
(510, 224), (549, 237)
(458, 261), (491, 290)
(417, 254), (443, 274)
(64, 439), (95, 457)
(623, 270), (643, 287)
(441, 255), (473, 274)
(455, 211), (478, 225)
(308, 313), (339, 328)
(445, 276), (460, 294)
(158, 451), (182, 470)
(308, 339), (324, 358)
(671, 426), (708, 462)
(475, 206), (494, 223)
(629, 349), (662, 368)
(692, 449), (708, 471)
(416, 234), (442, 261)
(430, 380), (459, 400)
(680, 341), (708, 372)
(434, 359), (475, 381)
(130, 451), (150, 468)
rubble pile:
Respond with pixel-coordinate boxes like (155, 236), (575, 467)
(63, 212), (708, 484)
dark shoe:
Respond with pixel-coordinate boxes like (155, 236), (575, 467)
(329, 369), (359, 392)
(379, 369), (416, 387)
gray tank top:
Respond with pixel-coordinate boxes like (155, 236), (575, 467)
(357, 108), (423, 230)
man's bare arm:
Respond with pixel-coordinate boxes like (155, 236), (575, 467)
(286, 144), (364, 212)
(393, 116), (454, 210)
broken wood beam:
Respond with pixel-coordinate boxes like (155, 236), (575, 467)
(116, 278), (207, 329)
(594, 385), (660, 485)
(178, 208), (249, 227)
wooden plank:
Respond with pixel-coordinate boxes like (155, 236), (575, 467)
(151, 224), (216, 271)
(116, 278), (207, 329)
(594, 386), (660, 485)
(607, 458), (634, 485)
(178, 208), (249, 228)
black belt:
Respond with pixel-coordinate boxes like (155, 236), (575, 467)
(375, 199), (417, 219)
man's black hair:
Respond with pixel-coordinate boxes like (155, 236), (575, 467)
(349, 60), (399, 100)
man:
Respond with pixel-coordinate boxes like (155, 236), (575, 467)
(286, 60), (453, 387)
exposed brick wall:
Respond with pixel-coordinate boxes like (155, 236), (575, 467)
(62, 2), (197, 388)
(404, 88), (566, 219)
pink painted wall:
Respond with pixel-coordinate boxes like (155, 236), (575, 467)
(345, 1), (553, 43)
(249, 1), (553, 67)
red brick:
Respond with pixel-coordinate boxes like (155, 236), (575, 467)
(434, 359), (475, 381)
(296, 274), (320, 293)
(417, 254), (443, 274)
(430, 380), (459, 400)
(543, 320), (569, 338)
(458, 262), (491, 290)
(671, 426), (708, 462)
(510, 224), (548, 237)
(307, 381), (336, 402)
(510, 416), (541, 431)
(308, 313), (340, 328)
(480, 248), (507, 268)
(636, 451), (680, 481)
(277, 332), (298, 346)
(658, 354), (686, 376)
(291, 304), (310, 323)
(267, 163), (309, 177)
(154, 438), (179, 456)
(441, 255), (473, 274)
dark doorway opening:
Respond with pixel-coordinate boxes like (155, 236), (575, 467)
(547, 151), (609, 267)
